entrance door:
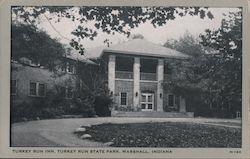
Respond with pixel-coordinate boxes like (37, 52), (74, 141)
(141, 93), (154, 111)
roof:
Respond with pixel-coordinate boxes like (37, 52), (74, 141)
(84, 39), (189, 59)
(65, 51), (97, 65)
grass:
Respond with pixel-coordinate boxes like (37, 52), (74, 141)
(75, 122), (241, 148)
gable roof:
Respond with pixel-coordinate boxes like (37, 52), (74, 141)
(84, 39), (189, 59)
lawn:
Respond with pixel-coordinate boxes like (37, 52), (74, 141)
(75, 122), (241, 147)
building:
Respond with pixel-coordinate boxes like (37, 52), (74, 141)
(85, 39), (194, 117)
(11, 53), (95, 106)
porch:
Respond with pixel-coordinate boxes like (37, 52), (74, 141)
(111, 111), (194, 118)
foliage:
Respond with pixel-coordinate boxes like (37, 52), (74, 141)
(164, 32), (205, 57)
(163, 10), (242, 117)
(199, 10), (242, 114)
(75, 122), (241, 147)
(10, 88), (97, 123)
(12, 6), (214, 54)
(75, 59), (112, 116)
(11, 23), (66, 69)
(130, 33), (144, 39)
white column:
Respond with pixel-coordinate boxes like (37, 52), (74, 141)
(157, 59), (164, 112)
(108, 55), (116, 95)
(133, 57), (140, 110)
(179, 96), (186, 112)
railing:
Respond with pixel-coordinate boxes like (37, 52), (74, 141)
(115, 71), (171, 81)
(115, 71), (133, 79)
(140, 72), (156, 81)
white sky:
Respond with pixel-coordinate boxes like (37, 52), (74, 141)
(36, 7), (239, 48)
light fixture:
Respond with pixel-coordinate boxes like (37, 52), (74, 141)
(135, 92), (138, 97)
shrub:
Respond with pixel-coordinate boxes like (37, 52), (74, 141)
(94, 95), (112, 116)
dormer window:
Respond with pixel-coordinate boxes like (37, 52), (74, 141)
(67, 62), (75, 73)
(19, 57), (40, 67)
(30, 60), (40, 67)
(61, 61), (76, 74)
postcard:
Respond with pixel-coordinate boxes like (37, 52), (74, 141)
(0, 0), (249, 158)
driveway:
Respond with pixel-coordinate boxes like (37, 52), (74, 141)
(11, 117), (241, 147)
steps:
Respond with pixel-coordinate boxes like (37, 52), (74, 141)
(111, 111), (194, 118)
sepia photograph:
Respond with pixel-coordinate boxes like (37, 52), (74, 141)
(0, 0), (249, 158)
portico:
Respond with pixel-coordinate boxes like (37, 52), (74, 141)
(86, 38), (193, 117)
(108, 54), (186, 113)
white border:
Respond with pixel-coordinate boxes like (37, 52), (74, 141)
(0, 0), (249, 158)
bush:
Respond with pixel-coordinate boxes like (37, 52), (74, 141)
(94, 95), (112, 116)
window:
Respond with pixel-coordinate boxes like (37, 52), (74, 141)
(168, 94), (174, 107)
(164, 64), (172, 74)
(66, 87), (73, 99)
(120, 92), (127, 106)
(29, 82), (46, 97)
(11, 80), (17, 95)
(38, 83), (45, 96)
(61, 61), (75, 74)
(61, 86), (73, 99)
(30, 82), (37, 96)
(67, 62), (75, 73)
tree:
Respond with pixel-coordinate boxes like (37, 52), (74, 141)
(130, 33), (145, 39)
(200, 10), (242, 115)
(163, 10), (242, 117)
(164, 32), (205, 57)
(12, 6), (214, 54)
(11, 23), (66, 69)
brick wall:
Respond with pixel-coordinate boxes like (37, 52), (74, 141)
(114, 80), (134, 109)
(11, 62), (77, 105)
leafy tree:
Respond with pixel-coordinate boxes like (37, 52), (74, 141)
(200, 10), (242, 115)
(12, 6), (214, 54)
(130, 33), (145, 39)
(164, 32), (205, 57)
(163, 10), (242, 117)
(11, 23), (66, 69)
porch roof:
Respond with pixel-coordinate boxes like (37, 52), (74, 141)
(84, 39), (190, 59)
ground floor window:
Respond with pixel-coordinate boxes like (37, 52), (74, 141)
(11, 80), (17, 95)
(167, 94), (180, 111)
(61, 86), (73, 99)
(120, 92), (127, 106)
(30, 82), (46, 97)
(168, 94), (174, 107)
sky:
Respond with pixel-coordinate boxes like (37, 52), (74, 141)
(36, 7), (239, 48)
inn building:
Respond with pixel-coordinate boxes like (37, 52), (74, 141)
(85, 39), (194, 117)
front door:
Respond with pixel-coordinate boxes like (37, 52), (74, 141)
(141, 93), (154, 111)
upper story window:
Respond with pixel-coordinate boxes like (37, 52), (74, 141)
(61, 61), (76, 74)
(164, 64), (172, 74)
(30, 82), (46, 97)
(11, 80), (17, 95)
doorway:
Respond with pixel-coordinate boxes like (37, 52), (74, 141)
(141, 93), (154, 111)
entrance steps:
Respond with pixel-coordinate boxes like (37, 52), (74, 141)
(111, 111), (194, 118)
